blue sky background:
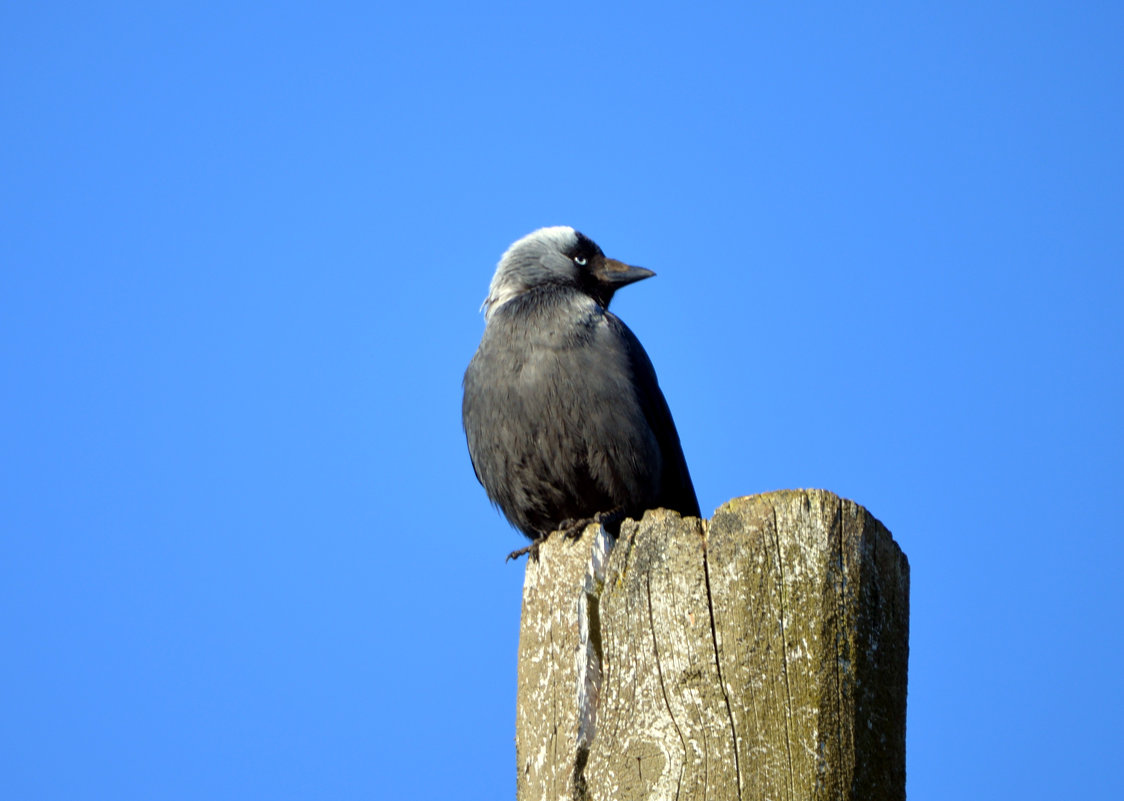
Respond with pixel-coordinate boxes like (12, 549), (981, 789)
(3, 2), (1122, 798)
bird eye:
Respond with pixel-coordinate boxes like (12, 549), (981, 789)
(573, 256), (588, 266)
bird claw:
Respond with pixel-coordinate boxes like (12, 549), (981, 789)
(559, 508), (624, 540)
(506, 509), (625, 562)
(557, 517), (592, 540)
(506, 538), (544, 563)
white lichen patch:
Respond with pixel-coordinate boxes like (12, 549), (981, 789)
(576, 525), (614, 750)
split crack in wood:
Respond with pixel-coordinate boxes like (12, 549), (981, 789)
(646, 573), (687, 799)
(772, 506), (797, 798)
(701, 520), (744, 801)
(573, 525), (614, 796)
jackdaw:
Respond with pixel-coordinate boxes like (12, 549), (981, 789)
(462, 226), (699, 549)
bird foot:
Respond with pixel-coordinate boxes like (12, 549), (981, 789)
(558, 508), (625, 540)
(505, 537), (545, 563)
(556, 517), (592, 540)
(507, 509), (625, 563)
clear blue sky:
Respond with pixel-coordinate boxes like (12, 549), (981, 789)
(3, 2), (1121, 798)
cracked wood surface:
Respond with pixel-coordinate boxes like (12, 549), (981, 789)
(516, 489), (909, 801)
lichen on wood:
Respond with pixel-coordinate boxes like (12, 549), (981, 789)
(515, 489), (909, 801)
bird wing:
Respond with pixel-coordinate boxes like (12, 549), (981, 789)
(604, 313), (700, 518)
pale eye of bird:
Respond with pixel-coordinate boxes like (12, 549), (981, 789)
(573, 256), (588, 266)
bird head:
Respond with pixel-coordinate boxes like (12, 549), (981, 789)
(483, 226), (655, 320)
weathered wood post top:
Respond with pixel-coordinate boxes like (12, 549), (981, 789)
(516, 488), (909, 801)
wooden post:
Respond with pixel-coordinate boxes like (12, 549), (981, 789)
(515, 489), (909, 801)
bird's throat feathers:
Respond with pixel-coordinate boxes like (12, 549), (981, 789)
(489, 285), (604, 344)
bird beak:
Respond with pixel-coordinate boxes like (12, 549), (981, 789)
(597, 257), (656, 287)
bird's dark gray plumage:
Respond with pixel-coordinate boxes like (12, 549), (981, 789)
(462, 226), (699, 541)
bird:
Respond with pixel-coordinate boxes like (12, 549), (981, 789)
(462, 226), (699, 555)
